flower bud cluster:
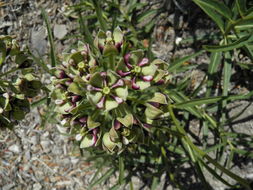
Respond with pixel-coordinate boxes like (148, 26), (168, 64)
(51, 27), (171, 153)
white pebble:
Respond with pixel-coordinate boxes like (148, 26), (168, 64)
(8, 144), (20, 154)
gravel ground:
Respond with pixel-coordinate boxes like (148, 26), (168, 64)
(1, 0), (253, 190)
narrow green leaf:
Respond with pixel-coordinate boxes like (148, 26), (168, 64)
(92, 0), (108, 31)
(130, 180), (134, 190)
(204, 154), (251, 189)
(118, 156), (124, 185)
(200, 159), (234, 187)
(41, 8), (57, 67)
(193, 0), (232, 20)
(150, 177), (159, 190)
(78, 5), (94, 47)
(236, 0), (247, 17)
(168, 50), (204, 72)
(31, 97), (48, 108)
(174, 96), (224, 109)
(193, 0), (225, 32)
(29, 50), (51, 74)
(89, 164), (104, 185)
(203, 34), (252, 52)
(206, 52), (222, 97)
(168, 105), (251, 189)
(40, 103), (56, 128)
(186, 138), (251, 189)
(109, 183), (121, 190)
(191, 75), (207, 98)
(226, 148), (234, 169)
(235, 19), (253, 30)
(245, 7), (253, 17)
(168, 90), (202, 118)
(221, 52), (232, 125)
(137, 9), (157, 23)
(194, 161), (213, 190)
(234, 148), (253, 158)
(205, 142), (227, 153)
(89, 168), (115, 188)
(243, 45), (253, 61)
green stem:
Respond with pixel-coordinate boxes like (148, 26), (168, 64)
(109, 54), (115, 70)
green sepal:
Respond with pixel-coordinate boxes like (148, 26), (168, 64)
(115, 58), (128, 72)
(54, 102), (72, 114)
(87, 91), (103, 107)
(89, 72), (103, 88)
(145, 103), (164, 120)
(87, 116), (100, 129)
(129, 50), (144, 64)
(67, 82), (85, 95)
(136, 80), (151, 90)
(107, 70), (118, 86)
(105, 97), (119, 111)
(51, 88), (67, 100)
(141, 63), (157, 76)
(149, 92), (167, 104)
(117, 114), (133, 128)
(102, 132), (117, 152)
(94, 30), (106, 49)
(114, 86), (128, 100)
(103, 43), (118, 56)
(80, 134), (95, 148)
(109, 126), (119, 142)
(113, 26), (123, 44)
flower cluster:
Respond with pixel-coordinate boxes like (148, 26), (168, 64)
(51, 27), (170, 153)
(0, 36), (42, 129)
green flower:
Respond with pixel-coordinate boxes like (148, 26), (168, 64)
(116, 50), (158, 90)
(151, 59), (171, 85)
(145, 92), (168, 120)
(87, 70), (128, 111)
(102, 114), (144, 153)
(94, 26), (124, 56)
(61, 41), (96, 81)
(74, 116), (101, 148)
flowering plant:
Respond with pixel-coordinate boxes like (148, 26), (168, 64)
(51, 27), (171, 153)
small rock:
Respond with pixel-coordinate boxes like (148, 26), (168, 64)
(8, 144), (20, 154)
(42, 131), (50, 138)
(56, 180), (72, 186)
(31, 27), (47, 56)
(247, 173), (253, 180)
(33, 183), (42, 190)
(2, 183), (15, 190)
(23, 164), (30, 171)
(31, 136), (38, 145)
(54, 24), (67, 39)
(40, 140), (51, 153)
(23, 150), (31, 162)
(70, 156), (79, 165)
(34, 171), (44, 181)
(52, 147), (62, 155)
